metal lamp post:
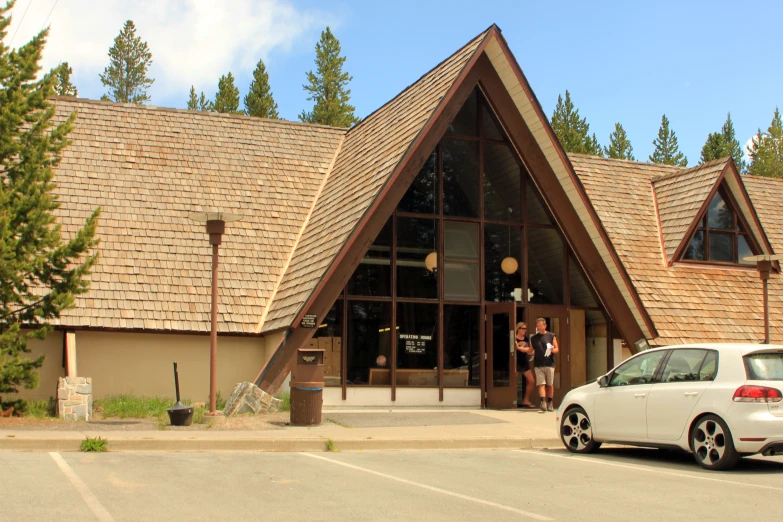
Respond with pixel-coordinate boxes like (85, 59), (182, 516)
(743, 254), (781, 344)
(189, 211), (244, 416)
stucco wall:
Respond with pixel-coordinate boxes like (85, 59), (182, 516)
(4, 332), (65, 402)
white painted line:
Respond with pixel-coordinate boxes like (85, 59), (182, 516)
(515, 450), (783, 492)
(49, 452), (114, 522)
(301, 452), (553, 521)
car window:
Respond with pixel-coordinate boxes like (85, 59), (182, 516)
(744, 352), (783, 381)
(660, 349), (707, 383)
(698, 351), (718, 381)
(609, 351), (666, 387)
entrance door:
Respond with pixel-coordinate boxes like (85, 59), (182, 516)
(485, 302), (516, 409)
(527, 307), (569, 406)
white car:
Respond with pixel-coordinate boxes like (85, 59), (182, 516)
(556, 344), (783, 470)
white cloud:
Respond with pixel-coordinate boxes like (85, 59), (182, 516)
(743, 134), (758, 165)
(7, 0), (334, 100)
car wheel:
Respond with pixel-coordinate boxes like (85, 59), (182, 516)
(690, 415), (740, 471)
(560, 407), (601, 454)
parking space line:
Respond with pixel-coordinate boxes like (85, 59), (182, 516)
(49, 453), (114, 522)
(300, 452), (553, 521)
(514, 450), (783, 492)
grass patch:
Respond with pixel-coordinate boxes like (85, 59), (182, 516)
(95, 395), (172, 419)
(325, 439), (339, 452)
(0, 398), (57, 418)
(192, 404), (207, 424)
(277, 391), (290, 412)
(80, 436), (108, 452)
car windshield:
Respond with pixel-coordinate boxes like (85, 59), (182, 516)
(744, 352), (783, 381)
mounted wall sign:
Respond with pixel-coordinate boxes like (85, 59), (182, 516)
(300, 314), (317, 328)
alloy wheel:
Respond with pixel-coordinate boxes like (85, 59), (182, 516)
(692, 418), (726, 466)
(562, 410), (593, 451)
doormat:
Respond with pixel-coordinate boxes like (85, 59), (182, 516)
(323, 412), (507, 428)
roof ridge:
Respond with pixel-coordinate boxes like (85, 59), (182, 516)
(743, 174), (783, 184)
(568, 152), (685, 171)
(652, 157), (729, 183)
(345, 25), (495, 137)
(51, 96), (347, 134)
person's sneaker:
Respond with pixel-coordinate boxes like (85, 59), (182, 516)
(539, 400), (547, 412)
(547, 401), (554, 412)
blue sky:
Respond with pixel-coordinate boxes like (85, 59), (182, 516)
(8, 0), (782, 165)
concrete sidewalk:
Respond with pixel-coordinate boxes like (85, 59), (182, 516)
(0, 408), (562, 452)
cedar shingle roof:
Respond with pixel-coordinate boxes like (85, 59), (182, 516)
(652, 158), (728, 263)
(52, 99), (344, 333)
(262, 28), (491, 332)
(571, 154), (783, 346)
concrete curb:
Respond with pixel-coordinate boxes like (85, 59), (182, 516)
(0, 437), (562, 453)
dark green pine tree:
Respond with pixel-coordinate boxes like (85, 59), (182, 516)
(748, 108), (783, 178)
(550, 90), (601, 155)
(649, 115), (688, 166)
(299, 27), (358, 127)
(198, 92), (212, 112)
(213, 72), (241, 114)
(99, 20), (154, 104)
(244, 58), (279, 119)
(187, 86), (198, 110)
(701, 113), (745, 171)
(0, 6), (100, 409)
(53, 62), (77, 96)
(604, 123), (635, 160)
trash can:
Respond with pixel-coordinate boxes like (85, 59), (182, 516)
(290, 348), (324, 426)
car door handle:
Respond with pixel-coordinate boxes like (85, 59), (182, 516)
(634, 393), (647, 398)
(684, 392), (699, 397)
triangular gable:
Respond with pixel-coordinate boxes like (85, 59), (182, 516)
(662, 157), (774, 265)
(652, 158), (727, 264)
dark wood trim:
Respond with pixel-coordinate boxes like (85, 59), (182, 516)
(342, 295), (347, 400)
(725, 161), (775, 255)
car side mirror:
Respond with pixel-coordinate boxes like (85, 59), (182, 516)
(597, 375), (609, 388)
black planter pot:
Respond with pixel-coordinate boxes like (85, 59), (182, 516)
(167, 402), (194, 426)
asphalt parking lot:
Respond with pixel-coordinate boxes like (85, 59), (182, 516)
(2, 448), (782, 521)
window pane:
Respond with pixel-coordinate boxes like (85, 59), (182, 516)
(609, 351), (666, 386)
(443, 139), (479, 218)
(313, 299), (343, 386)
(398, 148), (437, 214)
(738, 235), (754, 265)
(481, 100), (505, 140)
(699, 351), (718, 381)
(707, 192), (733, 230)
(660, 349), (707, 382)
(526, 175), (554, 224)
(569, 254), (598, 307)
(446, 88), (478, 136)
(347, 218), (392, 296)
(396, 217), (438, 299)
(683, 231), (705, 260)
(445, 221), (478, 260)
(527, 227), (564, 304)
(483, 142), (521, 221)
(709, 232), (733, 262)
(396, 303), (439, 386)
(484, 224), (522, 302)
(443, 305), (480, 387)
(445, 262), (479, 301)
(744, 353), (783, 381)
(347, 301), (391, 386)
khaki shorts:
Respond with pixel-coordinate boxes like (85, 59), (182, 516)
(535, 366), (555, 386)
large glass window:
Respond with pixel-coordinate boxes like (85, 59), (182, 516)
(444, 221), (479, 301)
(484, 224), (522, 302)
(443, 305), (480, 386)
(347, 218), (392, 297)
(396, 303), (438, 386)
(446, 89), (478, 136)
(484, 142), (521, 221)
(398, 149), (437, 215)
(569, 254), (599, 308)
(346, 301), (391, 386)
(526, 175), (554, 225)
(396, 217), (437, 299)
(443, 139), (479, 218)
(527, 227), (564, 304)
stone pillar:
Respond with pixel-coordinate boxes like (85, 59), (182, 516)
(57, 377), (93, 421)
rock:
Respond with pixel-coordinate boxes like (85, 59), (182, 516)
(223, 382), (281, 416)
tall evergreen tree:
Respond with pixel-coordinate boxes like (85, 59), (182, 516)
(700, 113), (744, 171)
(299, 27), (358, 127)
(213, 72), (240, 114)
(0, 5), (100, 408)
(550, 90), (601, 155)
(604, 122), (635, 160)
(187, 86), (198, 110)
(244, 58), (279, 119)
(53, 62), (77, 96)
(747, 108), (783, 178)
(649, 114), (688, 166)
(198, 92), (212, 112)
(99, 20), (154, 104)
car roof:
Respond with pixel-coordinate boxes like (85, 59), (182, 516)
(647, 343), (783, 356)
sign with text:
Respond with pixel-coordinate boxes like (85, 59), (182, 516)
(399, 333), (431, 354)
(300, 314), (317, 328)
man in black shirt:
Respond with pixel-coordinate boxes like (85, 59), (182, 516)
(514, 322), (535, 408)
(531, 317), (559, 412)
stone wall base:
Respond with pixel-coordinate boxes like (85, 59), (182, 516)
(56, 377), (93, 421)
(223, 382), (281, 416)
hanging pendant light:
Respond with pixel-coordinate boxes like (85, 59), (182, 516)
(425, 251), (437, 272)
(501, 207), (517, 274)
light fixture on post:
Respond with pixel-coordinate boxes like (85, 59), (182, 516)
(501, 208), (518, 275)
(188, 210), (244, 419)
(743, 254), (781, 344)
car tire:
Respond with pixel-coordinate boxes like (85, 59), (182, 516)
(560, 407), (601, 454)
(690, 414), (740, 471)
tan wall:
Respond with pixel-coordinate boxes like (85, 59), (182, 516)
(5, 332), (65, 402)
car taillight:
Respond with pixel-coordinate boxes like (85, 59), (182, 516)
(733, 385), (783, 403)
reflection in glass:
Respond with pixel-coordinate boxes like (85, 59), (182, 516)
(445, 262), (480, 301)
(527, 227), (564, 304)
(398, 148), (437, 214)
(347, 218), (392, 296)
(396, 303), (438, 386)
(313, 299), (343, 385)
(482, 100), (505, 140)
(683, 231), (705, 260)
(707, 192), (733, 230)
(484, 142), (521, 221)
(443, 306), (479, 386)
(569, 254), (598, 307)
(446, 88), (478, 136)
(491, 312), (510, 387)
(738, 235), (754, 265)
(526, 175), (554, 224)
(346, 301), (391, 386)
(709, 232), (733, 262)
(445, 221), (479, 260)
(485, 224), (522, 302)
(396, 217), (438, 299)
(443, 139), (479, 217)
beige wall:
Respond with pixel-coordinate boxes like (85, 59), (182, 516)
(6, 332), (65, 402)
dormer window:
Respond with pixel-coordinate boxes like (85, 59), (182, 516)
(681, 187), (758, 265)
